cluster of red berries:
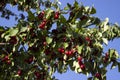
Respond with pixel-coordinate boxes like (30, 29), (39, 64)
(77, 56), (85, 70)
(34, 71), (41, 79)
(85, 36), (92, 46)
(54, 11), (60, 19)
(38, 19), (47, 29)
(65, 49), (75, 56)
(25, 56), (34, 64)
(95, 73), (101, 79)
(38, 11), (45, 19)
(58, 48), (65, 53)
(17, 69), (22, 76)
(2, 55), (11, 65)
(38, 11), (60, 29)
(58, 47), (75, 56)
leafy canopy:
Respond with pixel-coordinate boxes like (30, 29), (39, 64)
(0, 0), (120, 80)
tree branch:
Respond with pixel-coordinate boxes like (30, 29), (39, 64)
(0, 43), (9, 45)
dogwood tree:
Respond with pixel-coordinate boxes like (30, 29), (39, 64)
(0, 0), (120, 80)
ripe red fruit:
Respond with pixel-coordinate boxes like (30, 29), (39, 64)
(65, 49), (75, 56)
(38, 20), (47, 29)
(2, 55), (9, 62)
(80, 15), (87, 21)
(104, 53), (109, 63)
(65, 51), (69, 55)
(6, 60), (11, 65)
(34, 72), (41, 79)
(70, 12), (74, 17)
(80, 64), (85, 70)
(85, 37), (91, 42)
(9, 36), (17, 44)
(43, 41), (47, 46)
(77, 56), (82, 62)
(95, 73), (101, 79)
(71, 49), (75, 53)
(38, 11), (45, 19)
(54, 11), (60, 19)
(78, 61), (83, 65)
(63, 37), (67, 42)
(105, 53), (109, 57)
(28, 56), (34, 64)
(17, 69), (22, 76)
(25, 56), (34, 64)
(58, 48), (65, 53)
(68, 51), (72, 55)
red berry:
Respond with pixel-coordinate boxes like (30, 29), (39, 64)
(54, 11), (60, 19)
(34, 72), (41, 78)
(43, 41), (47, 46)
(6, 60), (11, 65)
(38, 11), (45, 19)
(71, 49), (75, 53)
(38, 21), (46, 29)
(78, 61), (83, 65)
(2, 55), (9, 62)
(65, 51), (69, 55)
(28, 56), (33, 63)
(25, 56), (34, 64)
(105, 53), (109, 57)
(38, 19), (47, 29)
(80, 64), (85, 70)
(58, 48), (65, 53)
(95, 73), (101, 79)
(80, 15), (87, 20)
(17, 69), (22, 76)
(85, 37), (91, 42)
(9, 36), (17, 44)
(77, 56), (82, 62)
(63, 37), (67, 42)
(68, 51), (72, 55)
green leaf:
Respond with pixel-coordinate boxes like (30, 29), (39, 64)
(113, 50), (119, 59)
(88, 77), (92, 80)
(94, 77), (99, 80)
(28, 10), (35, 21)
(46, 37), (53, 44)
(102, 38), (108, 45)
(60, 15), (66, 24)
(85, 6), (90, 12)
(104, 25), (109, 32)
(63, 42), (68, 48)
(20, 27), (27, 32)
(9, 28), (19, 36)
(64, 6), (69, 10)
(109, 49), (114, 58)
(74, 0), (79, 8)
(73, 61), (81, 73)
(77, 45), (83, 54)
(0, 26), (4, 31)
(90, 7), (96, 14)
(46, 9), (53, 19)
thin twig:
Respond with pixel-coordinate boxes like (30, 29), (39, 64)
(0, 43), (9, 45)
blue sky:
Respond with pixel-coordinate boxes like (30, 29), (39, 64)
(0, 0), (120, 80)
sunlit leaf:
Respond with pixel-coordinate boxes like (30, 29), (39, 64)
(46, 37), (53, 44)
